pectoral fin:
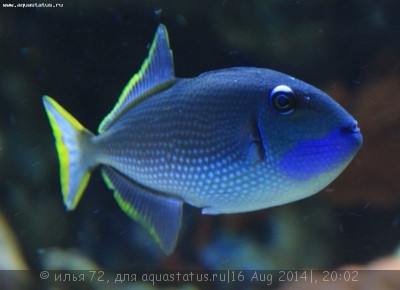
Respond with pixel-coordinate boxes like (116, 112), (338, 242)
(249, 119), (267, 163)
(101, 166), (182, 255)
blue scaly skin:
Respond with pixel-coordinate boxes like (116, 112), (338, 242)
(94, 68), (361, 214)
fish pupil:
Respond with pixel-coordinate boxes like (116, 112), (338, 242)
(276, 94), (291, 108)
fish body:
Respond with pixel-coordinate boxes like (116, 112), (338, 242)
(43, 25), (362, 254)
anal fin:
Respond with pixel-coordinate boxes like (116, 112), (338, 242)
(101, 166), (182, 255)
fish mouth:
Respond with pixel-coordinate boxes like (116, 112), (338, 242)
(341, 119), (363, 149)
(342, 120), (360, 134)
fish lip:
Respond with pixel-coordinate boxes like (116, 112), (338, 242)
(342, 120), (360, 134)
(341, 119), (363, 147)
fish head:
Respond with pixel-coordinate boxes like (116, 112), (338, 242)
(256, 69), (362, 194)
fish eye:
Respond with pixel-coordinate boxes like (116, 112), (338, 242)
(269, 85), (296, 114)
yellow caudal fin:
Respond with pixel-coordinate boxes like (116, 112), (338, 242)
(43, 96), (96, 210)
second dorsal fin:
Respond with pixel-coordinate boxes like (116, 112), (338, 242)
(98, 24), (175, 133)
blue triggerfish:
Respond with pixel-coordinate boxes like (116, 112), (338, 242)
(43, 24), (362, 254)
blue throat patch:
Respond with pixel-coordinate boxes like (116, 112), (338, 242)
(278, 129), (357, 180)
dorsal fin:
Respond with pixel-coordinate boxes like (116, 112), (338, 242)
(98, 24), (175, 133)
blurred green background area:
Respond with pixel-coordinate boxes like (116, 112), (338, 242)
(1, 0), (400, 281)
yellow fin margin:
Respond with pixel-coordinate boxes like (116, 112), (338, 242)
(43, 96), (95, 210)
(98, 24), (175, 133)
